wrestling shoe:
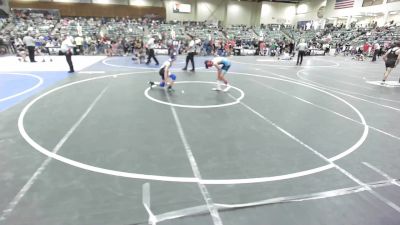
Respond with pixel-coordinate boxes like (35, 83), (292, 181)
(223, 85), (232, 92)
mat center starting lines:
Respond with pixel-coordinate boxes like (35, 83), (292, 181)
(144, 81), (245, 109)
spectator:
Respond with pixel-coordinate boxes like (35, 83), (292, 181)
(289, 42), (294, 55)
(75, 35), (84, 55)
(372, 41), (380, 62)
(15, 37), (27, 62)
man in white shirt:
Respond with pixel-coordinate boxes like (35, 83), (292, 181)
(146, 36), (159, 65)
(61, 36), (75, 73)
(23, 33), (36, 62)
(372, 41), (380, 62)
(296, 39), (308, 66)
(77, 23), (83, 37)
(170, 29), (176, 40)
(182, 34), (196, 72)
(75, 36), (84, 55)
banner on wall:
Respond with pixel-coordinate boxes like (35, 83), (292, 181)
(317, 6), (325, 19)
(335, 0), (355, 9)
(11, 8), (60, 19)
(297, 21), (313, 30)
(173, 3), (191, 13)
(362, 0), (384, 7)
(0, 0), (10, 17)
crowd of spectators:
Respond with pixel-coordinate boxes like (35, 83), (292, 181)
(0, 11), (400, 61)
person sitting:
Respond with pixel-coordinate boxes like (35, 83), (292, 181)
(132, 47), (146, 64)
(353, 53), (364, 61)
(278, 51), (292, 60)
(15, 38), (27, 62)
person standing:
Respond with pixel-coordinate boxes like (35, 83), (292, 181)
(61, 36), (75, 73)
(296, 39), (308, 66)
(75, 35), (84, 55)
(145, 36), (159, 66)
(182, 34), (196, 72)
(381, 42), (400, 84)
(259, 41), (266, 56)
(289, 41), (294, 56)
(121, 37), (128, 56)
(204, 57), (231, 92)
(23, 33), (36, 63)
(372, 41), (380, 62)
(363, 42), (369, 56)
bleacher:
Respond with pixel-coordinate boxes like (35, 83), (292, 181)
(1, 10), (399, 56)
(0, 18), (8, 30)
(226, 25), (257, 41)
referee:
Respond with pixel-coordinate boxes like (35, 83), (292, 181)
(23, 33), (36, 63)
(61, 36), (75, 73)
(182, 34), (196, 72)
(296, 39), (308, 66)
(145, 36), (159, 66)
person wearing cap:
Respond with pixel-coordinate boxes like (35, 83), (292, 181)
(204, 57), (231, 92)
(148, 53), (177, 92)
(182, 34), (196, 72)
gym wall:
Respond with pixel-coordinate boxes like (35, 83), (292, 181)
(165, 0), (263, 26)
(225, 0), (261, 26)
(9, 0), (166, 18)
(165, 0), (327, 26)
(325, 0), (400, 26)
(1, 0), (10, 15)
(260, 2), (297, 25)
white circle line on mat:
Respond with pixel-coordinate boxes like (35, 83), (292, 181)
(0, 73), (43, 102)
(230, 58), (339, 68)
(18, 71), (368, 184)
(144, 81), (245, 109)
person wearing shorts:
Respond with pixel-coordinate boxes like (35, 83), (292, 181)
(148, 53), (177, 92)
(204, 57), (231, 92)
(381, 42), (400, 85)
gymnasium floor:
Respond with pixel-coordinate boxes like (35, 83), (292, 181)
(0, 54), (400, 225)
